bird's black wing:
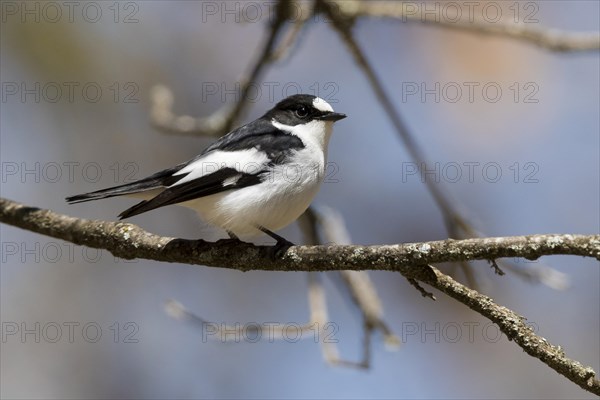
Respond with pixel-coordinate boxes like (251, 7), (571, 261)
(118, 167), (262, 219)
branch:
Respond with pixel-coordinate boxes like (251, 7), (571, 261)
(424, 264), (599, 394)
(306, 271), (368, 368)
(150, 0), (294, 136)
(2, 197), (599, 394)
(334, 1), (600, 52)
(3, 198), (597, 272)
(163, 273), (336, 349)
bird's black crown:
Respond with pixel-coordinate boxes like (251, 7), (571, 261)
(263, 94), (345, 126)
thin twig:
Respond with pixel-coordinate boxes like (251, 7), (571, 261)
(269, 2), (313, 62)
(150, 0), (294, 137)
(334, 1), (600, 52)
(302, 206), (401, 367)
(406, 277), (436, 300)
(164, 296), (328, 343)
(488, 259), (506, 276)
(309, 205), (400, 348)
(307, 271), (366, 369)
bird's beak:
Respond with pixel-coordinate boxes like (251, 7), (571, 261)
(317, 112), (347, 122)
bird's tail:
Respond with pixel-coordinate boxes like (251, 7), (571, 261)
(65, 181), (159, 204)
(65, 164), (183, 204)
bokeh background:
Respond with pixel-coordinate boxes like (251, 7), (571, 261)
(1, 1), (598, 398)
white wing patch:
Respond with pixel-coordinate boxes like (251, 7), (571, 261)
(171, 148), (269, 186)
(222, 174), (241, 187)
(312, 97), (334, 112)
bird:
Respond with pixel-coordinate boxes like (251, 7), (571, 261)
(66, 94), (346, 254)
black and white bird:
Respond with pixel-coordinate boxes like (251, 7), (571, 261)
(66, 94), (346, 252)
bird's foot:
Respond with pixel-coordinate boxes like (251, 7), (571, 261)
(267, 238), (295, 259)
(256, 225), (294, 259)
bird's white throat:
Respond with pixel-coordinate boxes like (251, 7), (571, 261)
(271, 119), (334, 155)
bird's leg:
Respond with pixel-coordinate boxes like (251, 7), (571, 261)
(227, 230), (239, 240)
(258, 226), (294, 257)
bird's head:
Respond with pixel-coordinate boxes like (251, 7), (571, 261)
(264, 94), (346, 151)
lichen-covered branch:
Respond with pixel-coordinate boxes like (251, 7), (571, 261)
(425, 266), (600, 394)
(2, 198), (598, 272)
(1, 196), (599, 394)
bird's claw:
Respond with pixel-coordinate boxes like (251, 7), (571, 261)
(267, 239), (294, 259)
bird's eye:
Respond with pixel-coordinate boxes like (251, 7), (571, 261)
(295, 106), (308, 118)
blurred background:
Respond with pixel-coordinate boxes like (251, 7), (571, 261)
(1, 1), (598, 398)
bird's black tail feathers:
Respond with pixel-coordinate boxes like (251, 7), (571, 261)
(65, 180), (157, 204)
(65, 164), (185, 206)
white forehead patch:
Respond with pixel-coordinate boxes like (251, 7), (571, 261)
(312, 97), (334, 113)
